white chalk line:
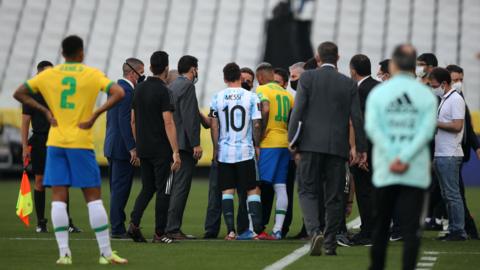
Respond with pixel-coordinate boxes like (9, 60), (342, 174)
(263, 216), (362, 270)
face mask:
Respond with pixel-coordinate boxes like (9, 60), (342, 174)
(415, 66), (426, 78)
(137, 74), (146, 84)
(433, 86), (444, 97)
(241, 81), (252, 91)
(290, 79), (298, 90)
(192, 70), (198, 84)
(452, 82), (463, 93)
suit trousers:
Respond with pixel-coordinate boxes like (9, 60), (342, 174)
(166, 150), (195, 233)
(203, 162), (249, 236)
(296, 152), (346, 250)
(130, 157), (171, 234)
(351, 165), (374, 237)
(108, 158), (134, 235)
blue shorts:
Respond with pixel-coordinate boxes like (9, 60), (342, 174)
(258, 148), (290, 184)
(43, 146), (101, 188)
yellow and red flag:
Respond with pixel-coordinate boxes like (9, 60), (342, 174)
(16, 167), (33, 226)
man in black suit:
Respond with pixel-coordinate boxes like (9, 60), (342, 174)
(348, 54), (380, 246)
(288, 41), (367, 256)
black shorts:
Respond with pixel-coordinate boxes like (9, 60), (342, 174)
(218, 159), (258, 191)
(29, 134), (47, 175)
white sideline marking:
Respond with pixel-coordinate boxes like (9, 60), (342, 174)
(263, 217), (361, 270)
(420, 256), (437, 262)
(417, 262), (434, 267)
(263, 244), (311, 270)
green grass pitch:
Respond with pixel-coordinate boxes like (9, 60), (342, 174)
(0, 177), (479, 269)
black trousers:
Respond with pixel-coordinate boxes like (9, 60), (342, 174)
(203, 162), (249, 236)
(351, 165), (374, 237)
(130, 157), (171, 234)
(370, 185), (426, 270)
(459, 163), (479, 238)
(297, 152), (345, 250)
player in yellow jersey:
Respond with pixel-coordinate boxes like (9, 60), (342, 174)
(255, 63), (294, 240)
(13, 35), (128, 265)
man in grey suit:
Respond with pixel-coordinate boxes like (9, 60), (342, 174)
(165, 55), (203, 239)
(288, 41), (367, 256)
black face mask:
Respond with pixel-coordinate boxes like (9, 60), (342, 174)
(137, 75), (146, 84)
(241, 81), (252, 91)
(290, 80), (298, 90)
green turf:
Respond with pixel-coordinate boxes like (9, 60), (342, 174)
(0, 177), (479, 269)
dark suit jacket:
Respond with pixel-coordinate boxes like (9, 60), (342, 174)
(358, 76), (380, 116)
(288, 65), (367, 159)
(358, 76), (380, 159)
(104, 79), (136, 160)
(169, 76), (201, 152)
(459, 92), (480, 162)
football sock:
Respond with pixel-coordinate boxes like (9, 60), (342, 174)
(87, 200), (112, 257)
(273, 184), (288, 233)
(51, 201), (71, 257)
(34, 189), (45, 221)
(222, 194), (235, 233)
(247, 194), (263, 234)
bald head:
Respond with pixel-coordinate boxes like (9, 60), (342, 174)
(390, 44), (417, 75)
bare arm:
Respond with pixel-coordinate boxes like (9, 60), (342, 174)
(260, 101), (270, 139)
(13, 84), (55, 125)
(21, 114), (31, 162)
(437, 119), (464, 133)
(78, 83), (125, 129)
(200, 111), (212, 129)
(253, 119), (262, 147)
(210, 118), (219, 161)
(163, 111), (181, 171)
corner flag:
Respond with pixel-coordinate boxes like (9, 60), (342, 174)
(16, 166), (33, 226)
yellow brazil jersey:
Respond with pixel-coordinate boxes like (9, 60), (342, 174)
(256, 82), (294, 148)
(25, 62), (114, 149)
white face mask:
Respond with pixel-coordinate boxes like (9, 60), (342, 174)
(433, 86), (444, 97)
(416, 66), (426, 78)
(452, 82), (463, 93)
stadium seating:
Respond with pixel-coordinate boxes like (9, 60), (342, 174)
(0, 0), (479, 110)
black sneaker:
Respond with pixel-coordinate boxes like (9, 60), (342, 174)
(324, 248), (337, 256)
(127, 223), (147, 243)
(36, 219), (48, 233)
(309, 232), (323, 256)
(389, 232), (403, 242)
(203, 232), (218, 239)
(152, 233), (177, 244)
(437, 233), (467, 241)
(336, 233), (351, 247)
(350, 232), (372, 246)
(68, 223), (82, 233)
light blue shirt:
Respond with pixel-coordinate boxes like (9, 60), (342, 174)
(210, 87), (262, 163)
(365, 73), (438, 189)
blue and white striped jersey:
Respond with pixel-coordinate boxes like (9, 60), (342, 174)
(210, 87), (262, 163)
